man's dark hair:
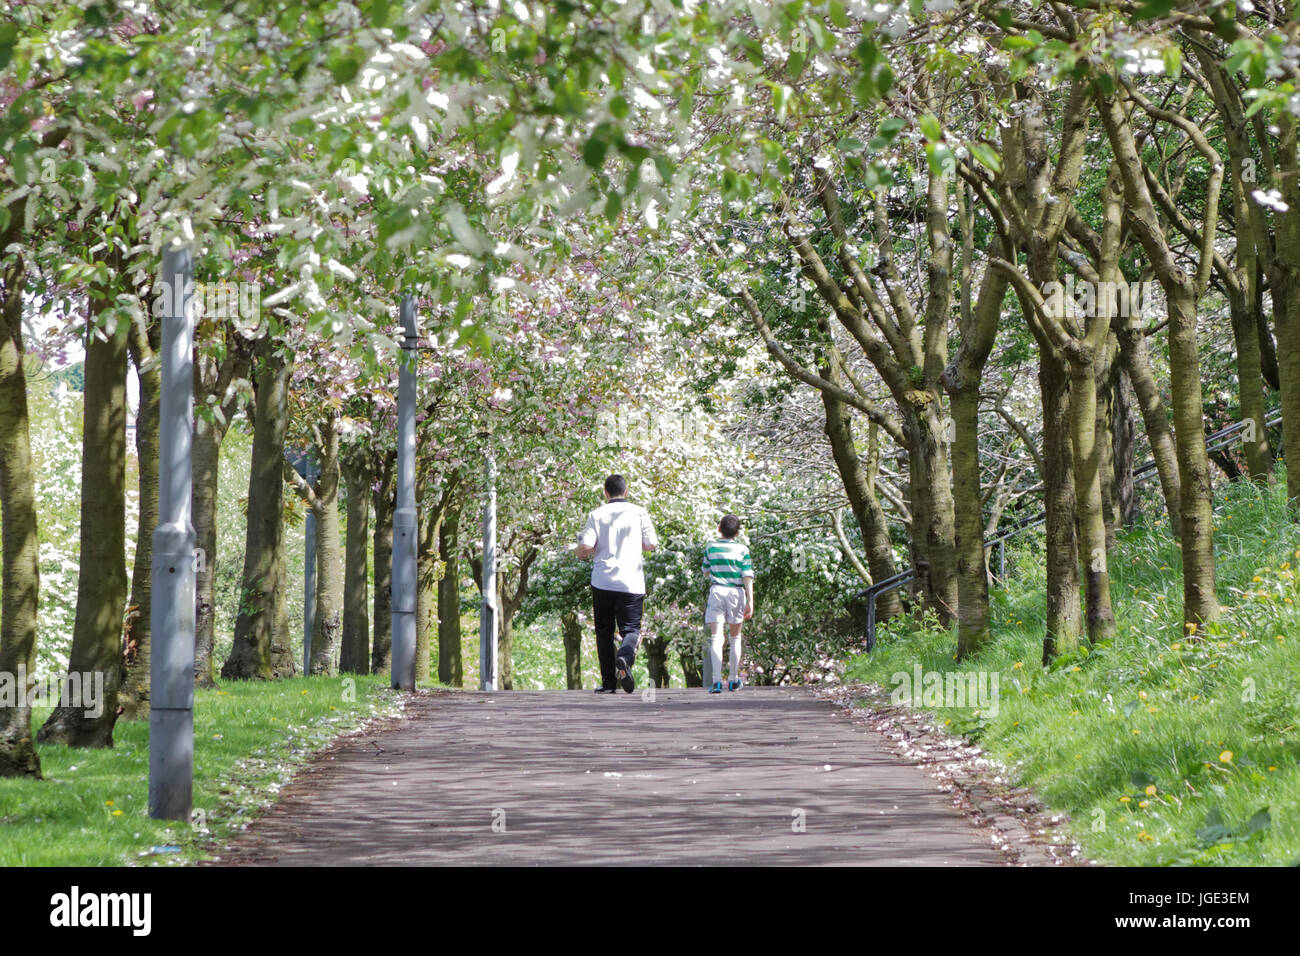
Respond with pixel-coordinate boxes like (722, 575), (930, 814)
(605, 474), (627, 498)
(719, 514), (741, 539)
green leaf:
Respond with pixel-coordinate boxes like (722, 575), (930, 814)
(1134, 0), (1177, 19)
(1121, 699), (1140, 718)
(1196, 807), (1232, 846)
(582, 133), (609, 169)
(1246, 807), (1271, 834)
(918, 113), (943, 142)
(1162, 44), (1182, 80)
(0, 22), (17, 70)
(604, 189), (623, 223)
(329, 51), (362, 84)
(969, 141), (1002, 173)
(829, 0), (849, 28)
(787, 50), (806, 79)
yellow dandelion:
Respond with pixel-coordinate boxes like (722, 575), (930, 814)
(1147, 705), (1158, 713)
(1013, 661), (1023, 670)
(1170, 643), (1181, 651)
(112, 810), (123, 817)
(1253, 576), (1263, 583)
(1137, 830), (1154, 842)
(1219, 750), (1234, 763)
(1185, 622), (1197, 635)
(1071, 666), (1081, 672)
(1120, 796), (1132, 803)
(1138, 800), (1150, 808)
(1132, 729), (1141, 735)
(1268, 766), (1277, 772)
(105, 801), (114, 807)
(1075, 754), (1082, 760)
(1145, 784), (1157, 796)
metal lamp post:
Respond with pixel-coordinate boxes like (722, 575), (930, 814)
(479, 435), (497, 691)
(149, 245), (197, 821)
(391, 296), (419, 691)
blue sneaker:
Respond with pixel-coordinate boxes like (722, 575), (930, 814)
(728, 679), (743, 691)
(709, 682), (723, 694)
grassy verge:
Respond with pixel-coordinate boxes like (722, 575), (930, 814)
(0, 674), (403, 866)
(846, 476), (1300, 866)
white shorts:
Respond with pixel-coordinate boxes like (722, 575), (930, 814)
(705, 584), (746, 624)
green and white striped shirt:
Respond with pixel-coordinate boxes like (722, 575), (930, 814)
(702, 538), (754, 587)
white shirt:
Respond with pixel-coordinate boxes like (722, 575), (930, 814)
(580, 499), (658, 594)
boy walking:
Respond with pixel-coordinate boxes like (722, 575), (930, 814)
(702, 514), (753, 693)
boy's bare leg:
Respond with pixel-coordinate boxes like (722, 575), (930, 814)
(728, 622), (743, 684)
(708, 621), (725, 686)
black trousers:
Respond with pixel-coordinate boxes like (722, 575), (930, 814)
(592, 586), (644, 689)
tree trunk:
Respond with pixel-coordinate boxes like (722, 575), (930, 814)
(1096, 335), (1121, 549)
(415, 511), (439, 686)
(192, 415), (222, 688)
(497, 572), (515, 691)
(1116, 322), (1182, 535)
(1167, 284), (1221, 625)
(120, 313), (160, 720)
(307, 420), (343, 676)
(949, 387), (990, 657)
(1112, 366), (1139, 529)
(191, 329), (249, 690)
(222, 340), (291, 680)
(39, 308), (128, 747)
(561, 610), (582, 689)
(819, 379), (901, 622)
(1271, 114), (1300, 513)
(0, 251), (41, 776)
(340, 451), (371, 674)
(1230, 281), (1274, 481)
(1070, 359), (1116, 645)
(437, 505), (462, 686)
(1039, 349), (1082, 662)
(371, 453), (395, 675)
(644, 634), (670, 687)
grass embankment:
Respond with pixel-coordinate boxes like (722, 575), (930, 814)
(0, 674), (402, 866)
(847, 477), (1300, 865)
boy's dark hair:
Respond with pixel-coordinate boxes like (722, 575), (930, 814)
(719, 514), (741, 539)
(604, 474), (627, 498)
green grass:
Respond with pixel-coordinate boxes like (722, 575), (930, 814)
(847, 474), (1300, 866)
(0, 674), (403, 866)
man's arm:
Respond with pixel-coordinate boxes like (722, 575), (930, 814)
(641, 509), (659, 553)
(576, 512), (597, 559)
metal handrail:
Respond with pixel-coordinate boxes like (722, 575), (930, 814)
(862, 406), (1282, 650)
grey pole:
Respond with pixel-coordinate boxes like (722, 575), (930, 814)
(391, 296), (418, 691)
(479, 440), (497, 691)
(149, 245), (196, 821)
(302, 452), (318, 675)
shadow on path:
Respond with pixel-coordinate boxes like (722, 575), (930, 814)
(214, 686), (1008, 866)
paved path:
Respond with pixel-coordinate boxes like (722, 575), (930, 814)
(215, 687), (1007, 866)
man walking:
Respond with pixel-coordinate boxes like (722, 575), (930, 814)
(575, 474), (658, 693)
